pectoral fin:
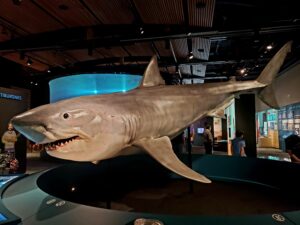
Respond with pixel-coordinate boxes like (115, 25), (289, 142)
(134, 136), (211, 183)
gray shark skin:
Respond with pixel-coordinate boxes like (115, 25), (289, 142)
(11, 41), (292, 183)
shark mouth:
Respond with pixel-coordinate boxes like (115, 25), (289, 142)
(44, 136), (80, 151)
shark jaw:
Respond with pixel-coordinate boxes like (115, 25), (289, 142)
(43, 136), (81, 152)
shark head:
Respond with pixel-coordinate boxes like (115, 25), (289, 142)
(11, 97), (129, 162)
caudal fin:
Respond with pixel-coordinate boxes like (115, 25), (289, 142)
(256, 41), (292, 86)
(256, 41), (292, 108)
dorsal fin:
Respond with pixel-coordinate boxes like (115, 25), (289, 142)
(139, 55), (165, 88)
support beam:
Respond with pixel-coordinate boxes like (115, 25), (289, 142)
(0, 24), (299, 53)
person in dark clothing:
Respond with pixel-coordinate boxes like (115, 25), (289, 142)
(231, 130), (246, 157)
(203, 125), (213, 154)
(285, 134), (300, 163)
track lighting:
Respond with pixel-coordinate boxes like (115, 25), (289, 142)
(240, 68), (246, 74)
(188, 52), (194, 60)
(266, 44), (273, 50)
(139, 27), (144, 35)
(26, 58), (33, 66)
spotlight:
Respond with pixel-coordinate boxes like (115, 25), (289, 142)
(266, 44), (273, 50)
(26, 58), (32, 66)
(240, 68), (246, 74)
(139, 27), (144, 35)
(188, 52), (194, 60)
(47, 68), (51, 73)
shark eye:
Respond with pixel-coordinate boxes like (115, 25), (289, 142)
(63, 113), (70, 119)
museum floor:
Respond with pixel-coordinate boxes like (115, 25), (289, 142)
(25, 147), (290, 174)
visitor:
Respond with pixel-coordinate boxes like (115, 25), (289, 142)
(231, 130), (246, 157)
(285, 134), (300, 163)
(1, 123), (18, 158)
(203, 124), (213, 154)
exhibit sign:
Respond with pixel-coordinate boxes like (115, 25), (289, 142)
(0, 92), (22, 101)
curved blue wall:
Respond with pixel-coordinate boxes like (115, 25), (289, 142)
(49, 74), (142, 103)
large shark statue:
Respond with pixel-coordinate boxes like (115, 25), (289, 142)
(12, 41), (292, 183)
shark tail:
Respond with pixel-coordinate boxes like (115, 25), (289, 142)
(256, 41), (292, 108)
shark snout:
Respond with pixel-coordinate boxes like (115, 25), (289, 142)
(11, 116), (51, 143)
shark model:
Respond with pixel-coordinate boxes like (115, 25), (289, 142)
(12, 41), (292, 183)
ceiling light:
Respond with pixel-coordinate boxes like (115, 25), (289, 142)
(26, 58), (33, 66)
(209, 37), (227, 42)
(188, 52), (194, 60)
(139, 27), (144, 35)
(240, 68), (246, 74)
(266, 45), (273, 50)
(47, 69), (51, 73)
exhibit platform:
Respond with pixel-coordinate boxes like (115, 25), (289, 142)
(1, 154), (300, 225)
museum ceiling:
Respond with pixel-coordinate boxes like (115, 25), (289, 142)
(0, 0), (299, 87)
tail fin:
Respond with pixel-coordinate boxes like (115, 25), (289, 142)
(257, 41), (292, 108)
(257, 41), (292, 86)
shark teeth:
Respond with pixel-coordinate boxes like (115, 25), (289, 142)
(44, 136), (79, 151)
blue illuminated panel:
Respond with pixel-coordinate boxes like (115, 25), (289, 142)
(49, 74), (142, 103)
(0, 213), (7, 221)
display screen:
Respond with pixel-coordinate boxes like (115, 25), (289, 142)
(49, 74), (142, 103)
(197, 128), (204, 134)
(0, 213), (7, 221)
